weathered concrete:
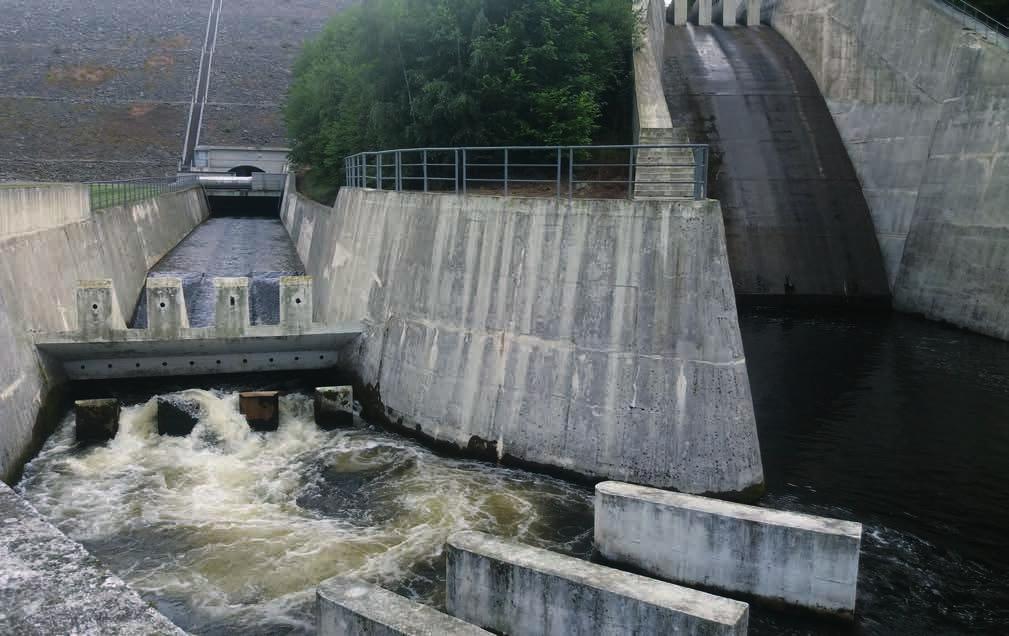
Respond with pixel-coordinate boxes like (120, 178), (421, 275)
(0, 184), (90, 237)
(767, 0), (1009, 338)
(156, 397), (199, 436)
(284, 187), (764, 497)
(0, 186), (209, 483)
(317, 577), (490, 636)
(595, 481), (863, 615)
(446, 530), (749, 635)
(74, 398), (120, 443)
(240, 391), (280, 431)
(314, 386), (354, 429)
(0, 482), (185, 635)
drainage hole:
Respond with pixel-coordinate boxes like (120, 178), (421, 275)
(135, 363), (141, 368)
(216, 360), (221, 365)
(189, 361), (195, 366)
(91, 303), (98, 310)
(242, 358), (248, 364)
(107, 364), (112, 369)
(295, 298), (302, 304)
(230, 296), (236, 307)
(159, 302), (166, 308)
(162, 361), (168, 367)
(294, 356), (300, 361)
(319, 355), (324, 360)
(268, 357), (274, 363)
(80, 365), (85, 370)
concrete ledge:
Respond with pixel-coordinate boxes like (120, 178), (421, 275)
(317, 577), (490, 636)
(594, 481), (862, 615)
(446, 530), (748, 635)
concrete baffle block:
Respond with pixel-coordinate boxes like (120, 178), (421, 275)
(594, 481), (863, 616)
(747, 0), (761, 25)
(75, 398), (120, 444)
(698, 0), (712, 25)
(146, 277), (189, 337)
(76, 280), (125, 339)
(314, 386), (354, 429)
(722, 0), (739, 26)
(446, 531), (749, 635)
(673, 0), (688, 25)
(156, 397), (200, 436)
(213, 277), (250, 336)
(239, 391), (280, 431)
(280, 276), (313, 331)
(317, 577), (490, 636)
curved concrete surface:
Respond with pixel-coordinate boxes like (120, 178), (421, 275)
(662, 24), (890, 303)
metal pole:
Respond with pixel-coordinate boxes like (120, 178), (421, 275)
(556, 147), (561, 198)
(396, 151), (402, 191)
(454, 149), (459, 193)
(423, 149), (428, 193)
(462, 148), (467, 195)
(503, 148), (509, 197)
(627, 146), (634, 200)
(568, 147), (574, 202)
(378, 153), (383, 190)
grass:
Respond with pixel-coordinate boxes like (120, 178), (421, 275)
(88, 182), (162, 210)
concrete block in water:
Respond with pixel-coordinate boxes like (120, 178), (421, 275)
(314, 386), (353, 429)
(76, 280), (125, 339)
(280, 276), (313, 331)
(146, 277), (189, 337)
(446, 530), (749, 635)
(239, 391), (279, 431)
(317, 577), (490, 636)
(75, 398), (120, 443)
(156, 397), (200, 436)
(213, 277), (250, 336)
(594, 481), (863, 615)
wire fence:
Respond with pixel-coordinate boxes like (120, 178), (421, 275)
(343, 145), (709, 201)
(86, 175), (200, 211)
(937, 0), (1009, 48)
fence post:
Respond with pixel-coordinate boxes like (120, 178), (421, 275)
(423, 150), (428, 193)
(693, 147), (706, 200)
(396, 151), (402, 191)
(454, 149), (459, 193)
(627, 146), (635, 200)
(568, 147), (574, 202)
(556, 147), (561, 199)
(462, 148), (467, 195)
(378, 154), (383, 190)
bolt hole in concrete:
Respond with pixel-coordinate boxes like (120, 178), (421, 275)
(295, 298), (301, 304)
(16, 385), (592, 634)
(92, 303), (98, 310)
(160, 302), (166, 308)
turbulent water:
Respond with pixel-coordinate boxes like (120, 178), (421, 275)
(17, 390), (593, 635)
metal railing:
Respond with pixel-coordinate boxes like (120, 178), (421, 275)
(86, 175), (200, 211)
(937, 0), (1009, 48)
(343, 144), (709, 201)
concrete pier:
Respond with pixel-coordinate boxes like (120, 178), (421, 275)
(146, 277), (189, 337)
(239, 391), (279, 431)
(673, 0), (688, 25)
(74, 398), (120, 443)
(157, 397), (199, 436)
(314, 386), (353, 429)
(76, 280), (126, 339)
(446, 530), (749, 635)
(722, 0), (739, 26)
(594, 481), (863, 615)
(698, 0), (712, 25)
(280, 276), (313, 330)
(317, 577), (490, 636)
(213, 277), (250, 336)
(747, 0), (761, 25)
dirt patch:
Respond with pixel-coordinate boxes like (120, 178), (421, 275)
(46, 65), (117, 84)
(128, 103), (157, 117)
(155, 35), (191, 49)
(145, 52), (175, 71)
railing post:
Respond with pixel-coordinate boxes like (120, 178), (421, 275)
(556, 147), (561, 198)
(568, 147), (574, 202)
(693, 147), (706, 201)
(378, 153), (383, 190)
(503, 148), (509, 197)
(423, 149), (428, 193)
(462, 148), (467, 195)
(454, 149), (459, 193)
(395, 151), (402, 191)
(627, 146), (635, 200)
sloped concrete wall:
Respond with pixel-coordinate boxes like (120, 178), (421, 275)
(633, 0), (677, 142)
(283, 187), (764, 497)
(768, 0), (1009, 339)
(0, 187), (208, 482)
(0, 184), (91, 237)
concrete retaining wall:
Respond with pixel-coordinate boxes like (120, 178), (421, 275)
(634, 0), (676, 143)
(0, 184), (90, 237)
(283, 187), (764, 497)
(446, 530), (749, 635)
(768, 0), (1009, 339)
(0, 186), (208, 482)
(594, 481), (863, 615)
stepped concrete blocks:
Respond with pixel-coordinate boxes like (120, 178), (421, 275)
(317, 577), (490, 636)
(722, 0), (739, 25)
(594, 481), (863, 615)
(314, 386), (353, 429)
(213, 277), (250, 336)
(146, 277), (189, 337)
(75, 398), (120, 444)
(280, 276), (313, 331)
(239, 391), (279, 431)
(698, 0), (712, 25)
(446, 530), (749, 635)
(747, 0), (761, 25)
(156, 397), (200, 436)
(673, 0), (688, 25)
(76, 280), (125, 339)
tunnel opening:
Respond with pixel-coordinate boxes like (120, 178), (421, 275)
(206, 193), (281, 217)
(228, 165), (265, 177)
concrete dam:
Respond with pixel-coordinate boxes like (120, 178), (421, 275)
(2, 0), (1009, 634)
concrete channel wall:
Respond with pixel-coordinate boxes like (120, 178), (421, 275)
(0, 184), (91, 237)
(768, 0), (1009, 339)
(0, 186), (209, 482)
(283, 187), (764, 497)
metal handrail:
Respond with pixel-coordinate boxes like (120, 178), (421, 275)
(936, 0), (1009, 48)
(343, 144), (710, 201)
(86, 175), (200, 211)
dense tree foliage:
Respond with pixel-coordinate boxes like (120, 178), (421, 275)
(284, 0), (637, 197)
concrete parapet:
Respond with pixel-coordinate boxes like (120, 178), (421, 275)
(317, 577), (490, 636)
(213, 277), (250, 336)
(446, 530), (749, 635)
(0, 183), (91, 237)
(314, 386), (353, 429)
(74, 398), (120, 444)
(594, 481), (863, 615)
(239, 391), (280, 431)
(146, 277), (189, 337)
(76, 280), (126, 339)
(280, 275), (313, 330)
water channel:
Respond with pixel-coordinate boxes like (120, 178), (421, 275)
(15, 217), (1009, 634)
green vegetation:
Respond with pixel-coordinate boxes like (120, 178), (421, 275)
(973, 0), (1009, 23)
(89, 183), (157, 210)
(284, 0), (638, 201)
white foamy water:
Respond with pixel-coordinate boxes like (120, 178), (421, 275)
(17, 390), (593, 635)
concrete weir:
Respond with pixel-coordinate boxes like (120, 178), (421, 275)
(594, 481), (863, 615)
(283, 186), (764, 498)
(446, 530), (749, 635)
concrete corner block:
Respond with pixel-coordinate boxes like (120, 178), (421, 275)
(314, 386), (353, 429)
(722, 0), (739, 26)
(146, 277), (189, 336)
(75, 398), (120, 443)
(594, 481), (862, 616)
(698, 0), (712, 25)
(280, 276), (313, 331)
(446, 530), (748, 635)
(317, 577), (490, 636)
(76, 279), (125, 339)
(239, 391), (279, 431)
(673, 0), (688, 25)
(747, 0), (761, 25)
(213, 277), (250, 335)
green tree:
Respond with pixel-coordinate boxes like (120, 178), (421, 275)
(284, 0), (637, 200)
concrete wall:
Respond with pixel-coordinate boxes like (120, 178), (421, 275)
(594, 481), (863, 615)
(768, 0), (1009, 339)
(633, 0), (677, 143)
(0, 186), (208, 482)
(0, 184), (90, 237)
(283, 187), (764, 497)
